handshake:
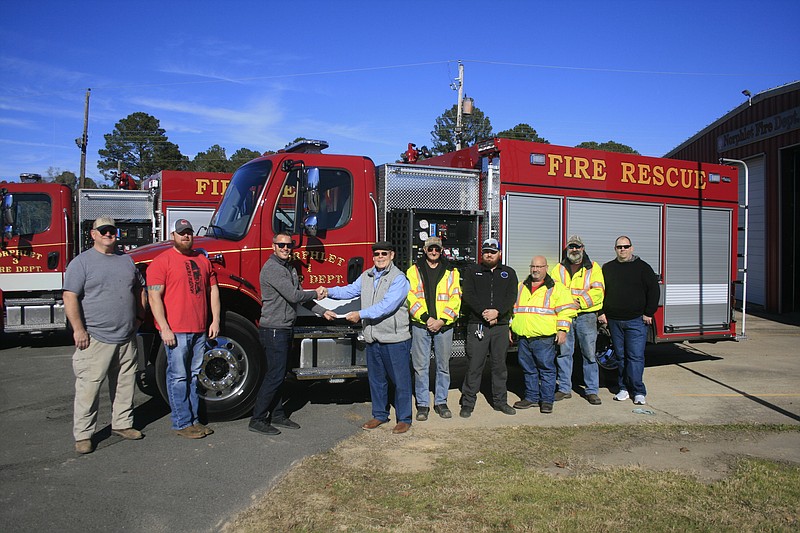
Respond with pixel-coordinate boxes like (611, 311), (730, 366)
(314, 286), (328, 299)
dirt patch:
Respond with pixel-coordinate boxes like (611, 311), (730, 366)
(335, 425), (800, 482)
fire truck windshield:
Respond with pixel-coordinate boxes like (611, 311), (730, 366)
(208, 159), (271, 240)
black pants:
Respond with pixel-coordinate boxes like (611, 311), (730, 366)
(460, 323), (510, 408)
(251, 327), (291, 422)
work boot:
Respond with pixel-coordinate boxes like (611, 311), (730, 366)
(554, 391), (572, 401)
(75, 439), (94, 454)
(112, 427), (143, 440)
(493, 403), (516, 415)
(192, 423), (214, 436)
(175, 425), (206, 439)
(416, 406), (430, 421)
(513, 399), (536, 409)
(433, 404), (452, 419)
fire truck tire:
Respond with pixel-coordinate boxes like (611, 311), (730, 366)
(154, 312), (264, 421)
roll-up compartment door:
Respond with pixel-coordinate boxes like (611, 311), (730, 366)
(664, 206), (731, 331)
(503, 193), (562, 277)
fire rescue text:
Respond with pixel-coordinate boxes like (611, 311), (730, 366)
(547, 154), (707, 190)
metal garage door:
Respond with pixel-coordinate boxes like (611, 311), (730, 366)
(738, 156), (766, 306)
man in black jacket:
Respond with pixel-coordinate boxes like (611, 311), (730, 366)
(459, 238), (519, 417)
(598, 236), (659, 406)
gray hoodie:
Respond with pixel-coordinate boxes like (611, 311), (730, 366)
(259, 254), (324, 328)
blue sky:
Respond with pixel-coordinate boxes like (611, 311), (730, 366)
(1, 0), (797, 184)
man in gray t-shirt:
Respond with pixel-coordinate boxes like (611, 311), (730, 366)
(63, 215), (145, 454)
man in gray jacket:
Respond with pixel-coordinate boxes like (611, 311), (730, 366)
(248, 232), (329, 436)
(320, 241), (413, 434)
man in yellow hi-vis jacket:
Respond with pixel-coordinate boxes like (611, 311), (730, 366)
(511, 256), (577, 414)
(407, 237), (461, 421)
(550, 235), (605, 406)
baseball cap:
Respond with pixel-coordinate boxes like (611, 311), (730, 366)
(482, 238), (501, 252)
(372, 240), (394, 252)
(424, 236), (443, 249)
(92, 215), (115, 230)
(173, 219), (194, 234)
(567, 235), (584, 247)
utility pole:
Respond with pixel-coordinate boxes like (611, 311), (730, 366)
(78, 88), (91, 189)
(454, 61), (465, 150)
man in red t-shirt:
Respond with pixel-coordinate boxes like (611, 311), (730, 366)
(148, 219), (220, 438)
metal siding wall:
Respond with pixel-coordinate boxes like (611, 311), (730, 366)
(664, 206), (731, 329)
(504, 193), (562, 277)
(566, 199), (662, 273)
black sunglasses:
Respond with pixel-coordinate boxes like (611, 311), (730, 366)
(373, 251), (391, 257)
(567, 244), (583, 249)
(426, 245), (442, 252)
(95, 225), (117, 236)
(274, 242), (294, 249)
(615, 244), (632, 250)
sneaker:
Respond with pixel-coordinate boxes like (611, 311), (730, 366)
(493, 403), (516, 415)
(540, 403), (553, 414)
(272, 417), (301, 430)
(614, 390), (630, 402)
(416, 406), (430, 421)
(248, 419), (281, 436)
(513, 399), (537, 409)
(112, 427), (143, 440)
(459, 407), (473, 418)
(585, 394), (602, 405)
(554, 391), (572, 401)
(634, 394), (646, 405)
(75, 439), (94, 454)
(193, 423), (214, 436)
(433, 404), (452, 419)
(174, 425), (205, 439)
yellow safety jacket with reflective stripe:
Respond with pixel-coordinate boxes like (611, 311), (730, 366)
(406, 263), (461, 325)
(550, 259), (605, 313)
(511, 275), (577, 338)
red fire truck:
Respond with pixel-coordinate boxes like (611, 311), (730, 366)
(0, 171), (229, 334)
(127, 139), (739, 421)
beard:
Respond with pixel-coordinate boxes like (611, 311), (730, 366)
(174, 239), (193, 253)
(568, 251), (583, 264)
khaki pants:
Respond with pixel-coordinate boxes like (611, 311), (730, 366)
(72, 337), (138, 440)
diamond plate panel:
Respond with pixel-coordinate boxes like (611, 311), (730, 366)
(77, 189), (154, 221)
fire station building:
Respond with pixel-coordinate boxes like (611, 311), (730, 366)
(666, 81), (800, 315)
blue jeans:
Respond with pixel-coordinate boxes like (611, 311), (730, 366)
(556, 312), (599, 395)
(517, 336), (557, 404)
(166, 332), (207, 430)
(411, 326), (453, 407)
(608, 317), (647, 396)
(251, 328), (292, 422)
(366, 339), (413, 424)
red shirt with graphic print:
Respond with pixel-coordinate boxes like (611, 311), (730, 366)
(147, 247), (218, 333)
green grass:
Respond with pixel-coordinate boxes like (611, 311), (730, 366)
(227, 425), (800, 532)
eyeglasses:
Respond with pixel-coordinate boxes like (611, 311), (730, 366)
(95, 225), (117, 236)
(426, 246), (441, 252)
(529, 265), (548, 269)
(615, 244), (632, 250)
(373, 251), (391, 257)
(567, 244), (583, 250)
(274, 242), (294, 249)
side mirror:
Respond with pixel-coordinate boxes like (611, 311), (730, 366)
(1, 190), (14, 241)
(303, 214), (318, 237)
(305, 168), (320, 214)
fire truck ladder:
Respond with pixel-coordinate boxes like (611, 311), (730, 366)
(721, 158), (749, 340)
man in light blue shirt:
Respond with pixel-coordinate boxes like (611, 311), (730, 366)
(322, 241), (413, 434)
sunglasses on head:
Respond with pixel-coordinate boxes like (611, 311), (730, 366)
(373, 251), (391, 257)
(615, 244), (632, 250)
(426, 245), (441, 252)
(95, 225), (117, 236)
(274, 242), (294, 249)
(567, 243), (583, 249)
